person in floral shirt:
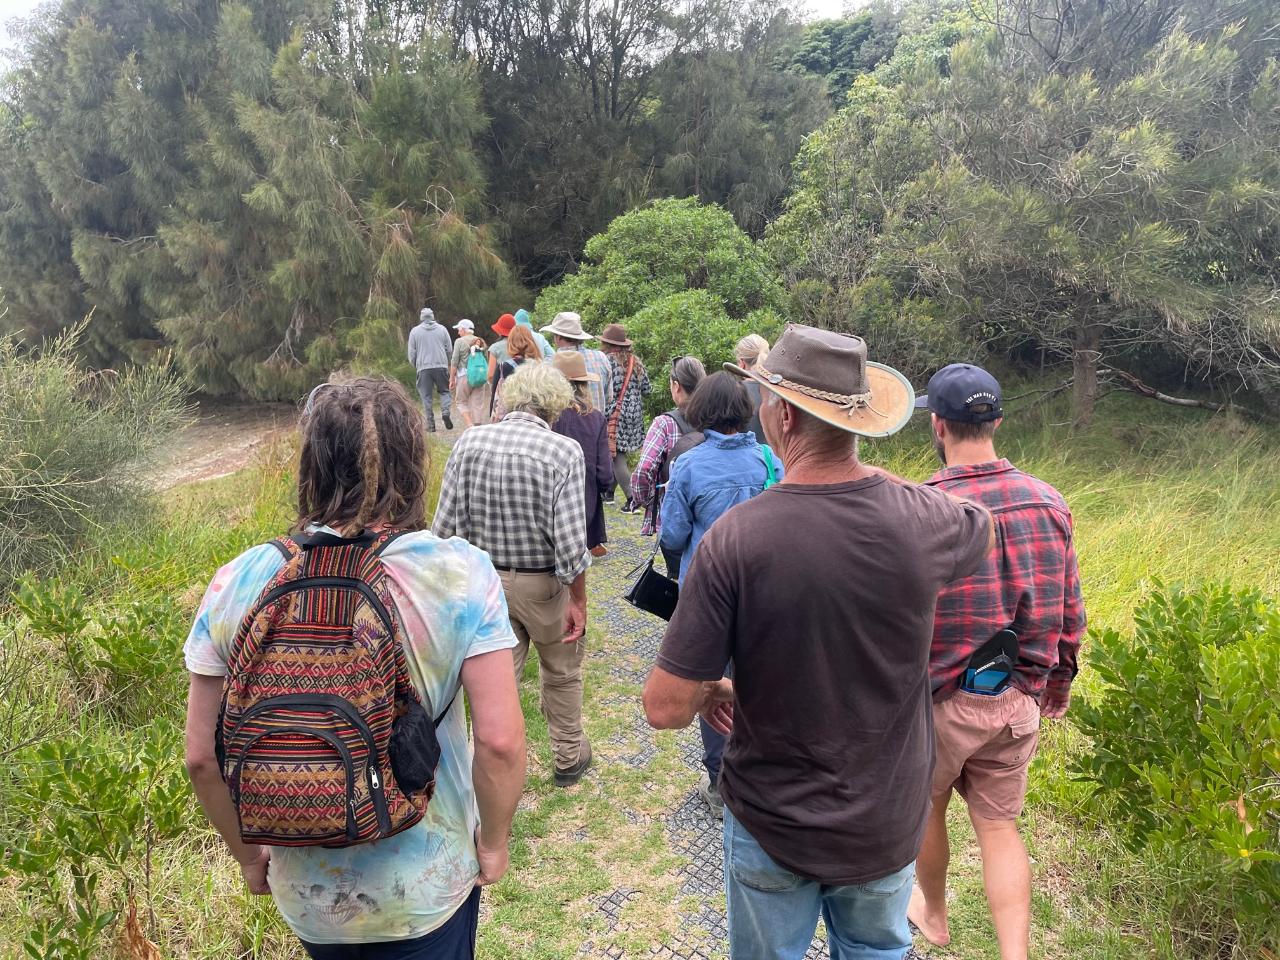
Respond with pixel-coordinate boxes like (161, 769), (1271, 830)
(600, 323), (651, 512)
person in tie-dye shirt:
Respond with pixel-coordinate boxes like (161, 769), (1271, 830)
(184, 377), (526, 960)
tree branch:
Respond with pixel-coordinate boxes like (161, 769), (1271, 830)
(1103, 366), (1258, 418)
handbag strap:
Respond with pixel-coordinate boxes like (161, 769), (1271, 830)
(625, 529), (664, 580)
(609, 354), (636, 430)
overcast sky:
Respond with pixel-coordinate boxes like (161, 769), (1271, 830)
(0, 0), (856, 55)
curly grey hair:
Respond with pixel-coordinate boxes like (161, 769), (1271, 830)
(500, 361), (574, 423)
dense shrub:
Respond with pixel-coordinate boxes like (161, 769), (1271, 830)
(533, 198), (786, 389)
(0, 328), (189, 588)
(1, 579), (195, 959)
(623, 292), (784, 417)
(1073, 583), (1280, 956)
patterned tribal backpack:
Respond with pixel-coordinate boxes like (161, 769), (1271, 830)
(216, 529), (453, 848)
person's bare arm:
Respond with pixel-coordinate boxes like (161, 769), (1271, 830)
(184, 673), (271, 894)
(462, 649), (526, 886)
(643, 667), (732, 731)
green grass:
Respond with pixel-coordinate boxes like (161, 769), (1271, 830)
(1, 390), (1277, 959)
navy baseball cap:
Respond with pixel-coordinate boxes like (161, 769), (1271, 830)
(915, 363), (1003, 423)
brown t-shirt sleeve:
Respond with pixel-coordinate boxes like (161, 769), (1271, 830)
(655, 531), (735, 682)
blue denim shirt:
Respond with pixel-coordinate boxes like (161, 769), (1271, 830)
(659, 430), (782, 584)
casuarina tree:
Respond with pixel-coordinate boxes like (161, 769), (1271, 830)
(773, 0), (1280, 424)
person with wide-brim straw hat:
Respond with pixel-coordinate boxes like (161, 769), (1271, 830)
(542, 311), (595, 342)
(645, 322), (994, 960)
(544, 312), (612, 413)
(723, 323), (915, 438)
(550, 351), (612, 559)
(597, 323), (650, 511)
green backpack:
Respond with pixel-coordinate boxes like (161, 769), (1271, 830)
(761, 445), (779, 489)
(466, 344), (488, 388)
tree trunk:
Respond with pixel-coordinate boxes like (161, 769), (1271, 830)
(1071, 323), (1101, 427)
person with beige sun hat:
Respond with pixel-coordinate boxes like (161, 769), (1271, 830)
(543, 311), (613, 413)
(644, 323), (995, 960)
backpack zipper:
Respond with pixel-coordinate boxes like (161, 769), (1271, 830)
(252, 577), (397, 637)
(231, 725), (359, 841)
(227, 694), (392, 834)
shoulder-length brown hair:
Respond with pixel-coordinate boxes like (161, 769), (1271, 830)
(507, 324), (541, 362)
(296, 377), (428, 535)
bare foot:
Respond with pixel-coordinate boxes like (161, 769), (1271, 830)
(908, 883), (951, 947)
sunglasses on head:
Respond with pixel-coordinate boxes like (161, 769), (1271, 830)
(303, 381), (345, 414)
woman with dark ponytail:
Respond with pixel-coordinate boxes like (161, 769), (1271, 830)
(184, 377), (527, 960)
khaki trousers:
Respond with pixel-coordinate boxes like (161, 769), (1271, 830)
(498, 570), (588, 771)
(453, 377), (489, 427)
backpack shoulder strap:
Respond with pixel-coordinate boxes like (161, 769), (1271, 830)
(434, 685), (461, 727)
(667, 408), (692, 435)
(267, 537), (301, 561)
(371, 530), (414, 557)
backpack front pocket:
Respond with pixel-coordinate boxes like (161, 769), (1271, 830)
(225, 695), (389, 845)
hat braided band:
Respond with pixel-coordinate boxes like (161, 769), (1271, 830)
(757, 365), (877, 417)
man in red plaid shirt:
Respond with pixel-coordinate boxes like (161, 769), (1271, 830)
(907, 364), (1085, 960)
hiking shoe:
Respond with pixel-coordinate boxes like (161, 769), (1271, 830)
(554, 744), (593, 788)
(443, 414), (454, 430)
(590, 544), (609, 558)
(620, 498), (640, 514)
(603, 493), (616, 505)
(700, 778), (724, 818)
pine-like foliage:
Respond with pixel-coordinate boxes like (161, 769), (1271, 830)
(0, 325), (189, 588)
(773, 0), (1280, 423)
(0, 1), (510, 398)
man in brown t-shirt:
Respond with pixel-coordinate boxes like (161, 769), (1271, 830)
(643, 325), (992, 960)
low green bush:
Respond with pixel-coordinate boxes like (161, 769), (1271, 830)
(5, 723), (192, 960)
(623, 291), (784, 417)
(0, 326), (189, 590)
(13, 577), (187, 727)
(1072, 583), (1280, 956)
(533, 198), (786, 400)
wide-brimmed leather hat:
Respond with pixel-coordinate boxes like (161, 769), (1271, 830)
(552, 350), (600, 383)
(542, 311), (595, 341)
(725, 324), (914, 438)
(599, 323), (632, 347)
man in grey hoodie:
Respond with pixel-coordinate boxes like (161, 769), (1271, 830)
(407, 307), (454, 431)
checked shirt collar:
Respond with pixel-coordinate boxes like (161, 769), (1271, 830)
(926, 458), (1015, 486)
(501, 410), (551, 430)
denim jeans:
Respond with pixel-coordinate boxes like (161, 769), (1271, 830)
(700, 662), (733, 784)
(699, 715), (726, 783)
(722, 808), (914, 960)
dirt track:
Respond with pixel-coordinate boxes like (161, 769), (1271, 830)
(152, 400), (297, 490)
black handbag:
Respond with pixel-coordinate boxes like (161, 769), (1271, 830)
(624, 552), (680, 621)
